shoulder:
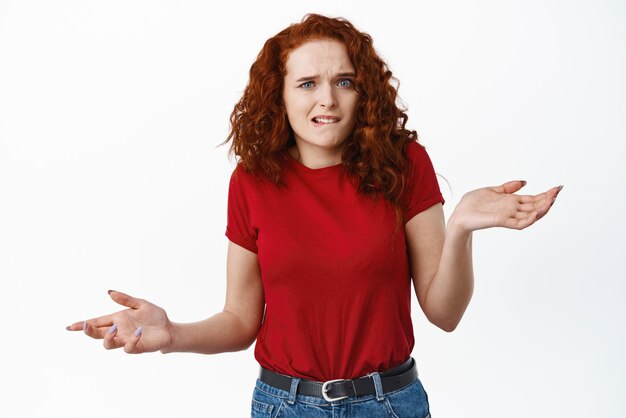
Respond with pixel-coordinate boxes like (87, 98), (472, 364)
(404, 140), (428, 159)
(229, 163), (262, 184)
(404, 140), (435, 168)
(229, 162), (283, 193)
(227, 165), (258, 200)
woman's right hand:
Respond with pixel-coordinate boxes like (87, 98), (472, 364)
(66, 290), (174, 354)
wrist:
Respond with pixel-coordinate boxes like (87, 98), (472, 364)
(447, 213), (473, 238)
(160, 322), (179, 354)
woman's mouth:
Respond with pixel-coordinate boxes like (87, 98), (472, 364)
(312, 116), (340, 125)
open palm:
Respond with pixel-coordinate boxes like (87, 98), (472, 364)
(66, 290), (173, 354)
(450, 180), (562, 232)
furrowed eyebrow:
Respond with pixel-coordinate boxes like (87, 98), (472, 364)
(294, 72), (356, 82)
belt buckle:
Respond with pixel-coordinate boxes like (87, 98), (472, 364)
(321, 379), (349, 402)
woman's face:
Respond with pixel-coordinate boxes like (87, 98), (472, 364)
(282, 39), (358, 156)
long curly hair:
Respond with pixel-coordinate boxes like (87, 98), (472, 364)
(223, 13), (419, 232)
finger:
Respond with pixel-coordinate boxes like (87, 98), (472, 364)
(88, 315), (115, 328)
(492, 180), (527, 194)
(517, 196), (557, 213)
(537, 200), (554, 221)
(518, 195), (541, 204)
(77, 315), (116, 332)
(517, 202), (542, 212)
(103, 323), (123, 350)
(537, 185), (561, 200)
(67, 311), (117, 332)
(124, 326), (143, 354)
(66, 321), (87, 331)
(555, 184), (564, 197)
(108, 290), (142, 310)
(83, 321), (110, 339)
(67, 315), (115, 339)
(507, 186), (561, 228)
(517, 185), (562, 204)
(549, 186), (563, 208)
(504, 210), (540, 230)
(512, 210), (532, 220)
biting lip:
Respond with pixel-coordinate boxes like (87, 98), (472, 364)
(311, 115), (341, 125)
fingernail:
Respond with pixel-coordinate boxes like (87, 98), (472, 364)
(520, 180), (527, 186)
(108, 290), (116, 295)
(66, 325), (71, 331)
(557, 185), (564, 194)
(108, 323), (118, 334)
(83, 321), (87, 331)
(134, 326), (143, 337)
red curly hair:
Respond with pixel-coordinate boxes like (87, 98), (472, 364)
(224, 13), (419, 231)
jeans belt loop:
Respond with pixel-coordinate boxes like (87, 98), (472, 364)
(288, 377), (301, 404)
(368, 371), (385, 401)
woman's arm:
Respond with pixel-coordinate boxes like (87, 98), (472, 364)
(162, 241), (265, 354)
(67, 241), (265, 355)
(406, 181), (561, 332)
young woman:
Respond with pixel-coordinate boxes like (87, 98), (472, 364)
(67, 14), (561, 417)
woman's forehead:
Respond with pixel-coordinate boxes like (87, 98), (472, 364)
(284, 39), (354, 77)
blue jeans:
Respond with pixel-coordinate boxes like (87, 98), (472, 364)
(250, 369), (431, 418)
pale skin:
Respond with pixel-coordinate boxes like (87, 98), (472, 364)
(67, 38), (562, 355)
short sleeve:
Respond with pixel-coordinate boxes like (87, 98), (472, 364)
(225, 166), (258, 253)
(403, 141), (445, 223)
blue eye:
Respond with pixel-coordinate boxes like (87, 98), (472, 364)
(300, 81), (314, 89)
(338, 79), (353, 88)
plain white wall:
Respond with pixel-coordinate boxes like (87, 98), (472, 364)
(1, 0), (624, 417)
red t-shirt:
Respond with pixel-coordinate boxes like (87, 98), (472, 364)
(225, 140), (444, 381)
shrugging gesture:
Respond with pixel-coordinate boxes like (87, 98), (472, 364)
(407, 180), (562, 332)
(450, 181), (562, 232)
(66, 290), (173, 354)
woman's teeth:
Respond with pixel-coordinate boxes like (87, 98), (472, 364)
(314, 118), (338, 124)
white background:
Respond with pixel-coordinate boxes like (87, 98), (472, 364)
(1, 0), (624, 417)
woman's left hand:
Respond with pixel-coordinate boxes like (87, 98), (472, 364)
(449, 180), (562, 233)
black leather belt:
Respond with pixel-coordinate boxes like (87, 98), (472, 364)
(258, 358), (417, 402)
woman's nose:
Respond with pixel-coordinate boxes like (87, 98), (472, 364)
(317, 83), (337, 109)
